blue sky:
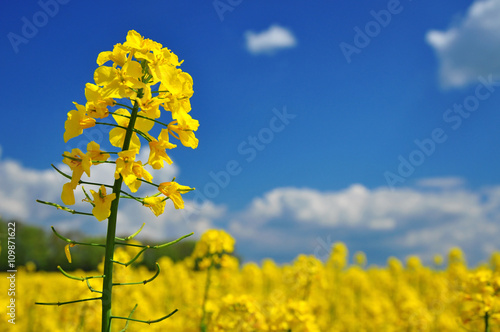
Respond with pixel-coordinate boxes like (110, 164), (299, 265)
(2, 0), (500, 266)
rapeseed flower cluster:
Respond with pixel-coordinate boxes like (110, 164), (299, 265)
(60, 29), (197, 220)
(190, 229), (237, 270)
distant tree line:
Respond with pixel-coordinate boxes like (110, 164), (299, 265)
(0, 218), (196, 271)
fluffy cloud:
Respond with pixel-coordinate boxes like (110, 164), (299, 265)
(416, 177), (465, 189)
(245, 24), (297, 55)
(229, 181), (500, 263)
(426, 0), (500, 88)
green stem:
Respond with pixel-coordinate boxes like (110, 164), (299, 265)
(115, 223), (145, 241)
(114, 232), (193, 249)
(36, 200), (94, 217)
(118, 304), (138, 332)
(57, 265), (105, 281)
(113, 263), (161, 285)
(111, 308), (177, 324)
(50, 226), (105, 247)
(35, 297), (102, 306)
(101, 96), (141, 332)
(485, 311), (490, 332)
(200, 263), (213, 332)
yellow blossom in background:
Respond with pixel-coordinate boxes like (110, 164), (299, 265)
(193, 229), (235, 257)
(434, 254), (444, 266)
(7, 233), (500, 331)
(353, 251), (367, 268)
(327, 242), (348, 270)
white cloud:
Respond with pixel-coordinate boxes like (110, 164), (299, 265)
(426, 0), (500, 88)
(230, 183), (483, 230)
(416, 176), (465, 189)
(229, 180), (500, 263)
(245, 24), (297, 55)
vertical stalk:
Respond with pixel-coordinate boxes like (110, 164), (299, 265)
(101, 97), (141, 332)
(485, 311), (490, 332)
(200, 263), (213, 332)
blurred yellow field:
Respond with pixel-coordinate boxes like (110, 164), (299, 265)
(2, 238), (499, 331)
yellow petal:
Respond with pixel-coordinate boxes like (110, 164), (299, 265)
(94, 66), (116, 86)
(61, 182), (76, 205)
(96, 51), (112, 66)
(123, 60), (143, 79)
(64, 244), (72, 264)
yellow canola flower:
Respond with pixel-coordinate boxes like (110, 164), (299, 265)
(61, 142), (109, 205)
(85, 141), (110, 164)
(123, 30), (182, 86)
(63, 148), (91, 184)
(211, 294), (268, 331)
(114, 149), (138, 189)
(89, 185), (116, 221)
(327, 242), (348, 270)
(61, 148), (91, 204)
(168, 112), (199, 149)
(137, 88), (162, 119)
(123, 30), (163, 56)
(97, 43), (129, 67)
(13, 235), (500, 332)
(94, 57), (145, 99)
(63, 102), (96, 143)
(109, 108), (153, 150)
(158, 181), (193, 209)
(163, 94), (192, 115)
(191, 229), (235, 260)
(143, 196), (166, 217)
(354, 251), (367, 268)
(164, 71), (194, 98)
(128, 161), (153, 193)
(84, 83), (114, 119)
(160, 72), (194, 115)
(148, 129), (176, 169)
